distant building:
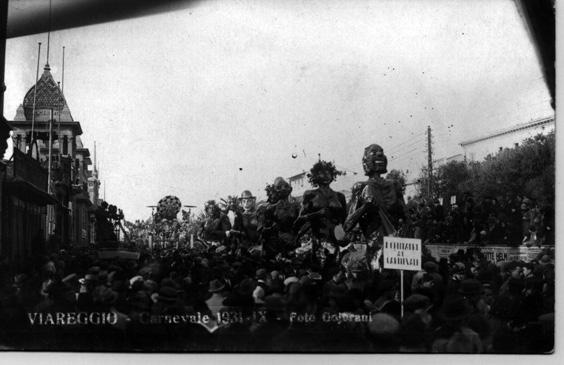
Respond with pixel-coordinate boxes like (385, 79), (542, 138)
(0, 118), (11, 252)
(8, 63), (100, 248)
(2, 117), (56, 263)
(460, 116), (554, 162)
(1, 148), (55, 261)
(287, 171), (308, 198)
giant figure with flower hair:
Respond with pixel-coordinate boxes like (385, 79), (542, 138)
(294, 160), (347, 264)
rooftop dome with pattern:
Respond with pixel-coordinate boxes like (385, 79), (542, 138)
(22, 64), (69, 119)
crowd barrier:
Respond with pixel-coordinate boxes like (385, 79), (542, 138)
(425, 244), (549, 265)
(97, 248), (141, 260)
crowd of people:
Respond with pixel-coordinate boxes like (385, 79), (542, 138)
(0, 144), (554, 352)
(405, 194), (554, 246)
(0, 243), (555, 352)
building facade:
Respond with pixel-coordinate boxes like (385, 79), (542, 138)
(460, 116), (555, 162)
(1, 148), (55, 263)
(7, 63), (100, 249)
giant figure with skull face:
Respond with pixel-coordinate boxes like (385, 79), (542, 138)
(345, 144), (407, 243)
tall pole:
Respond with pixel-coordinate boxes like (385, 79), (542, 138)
(61, 46), (65, 93)
(47, 109), (54, 193)
(93, 141), (97, 177)
(0, 0), (7, 119)
(427, 125), (433, 199)
(46, 0), (52, 66)
(30, 42), (42, 148)
(57, 81), (62, 155)
(47, 109), (54, 236)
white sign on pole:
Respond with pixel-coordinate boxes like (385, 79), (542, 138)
(383, 236), (422, 271)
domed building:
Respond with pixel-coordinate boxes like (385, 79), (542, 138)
(5, 62), (99, 253)
(12, 63), (80, 155)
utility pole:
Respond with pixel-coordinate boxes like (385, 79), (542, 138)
(427, 125), (433, 199)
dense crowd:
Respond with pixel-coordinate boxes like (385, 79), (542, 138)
(0, 243), (554, 353)
(405, 193), (554, 246)
(0, 146), (554, 353)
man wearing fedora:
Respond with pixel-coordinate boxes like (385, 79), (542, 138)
(206, 279), (227, 318)
(232, 190), (260, 252)
(431, 295), (483, 353)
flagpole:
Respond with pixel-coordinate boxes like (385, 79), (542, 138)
(46, 0), (52, 65)
(60, 46), (65, 155)
(30, 42), (42, 149)
(57, 82), (62, 154)
(47, 109), (53, 193)
(61, 46), (65, 93)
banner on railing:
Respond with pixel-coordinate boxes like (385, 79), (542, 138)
(425, 244), (544, 264)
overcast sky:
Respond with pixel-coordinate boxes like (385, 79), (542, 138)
(4, 0), (553, 221)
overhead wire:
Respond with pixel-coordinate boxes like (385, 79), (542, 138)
(389, 145), (424, 161)
(387, 140), (425, 157)
(385, 131), (426, 151)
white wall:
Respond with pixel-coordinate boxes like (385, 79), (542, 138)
(462, 120), (554, 162)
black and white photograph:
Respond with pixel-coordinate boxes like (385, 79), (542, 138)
(0, 0), (557, 355)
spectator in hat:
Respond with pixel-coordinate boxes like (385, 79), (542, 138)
(539, 263), (555, 314)
(522, 262), (538, 286)
(253, 269), (267, 304)
(267, 270), (284, 295)
(92, 286), (118, 310)
(11, 274), (37, 312)
(413, 261), (444, 304)
(369, 278), (400, 320)
(498, 261), (523, 295)
(520, 274), (544, 323)
(538, 254), (553, 266)
(129, 291), (151, 315)
(86, 286), (128, 350)
(205, 279), (227, 318)
(457, 279), (492, 350)
(250, 294), (291, 351)
(223, 277), (255, 316)
(411, 261), (434, 291)
(432, 295), (483, 353)
(367, 313), (401, 352)
(126, 291), (157, 349)
(152, 286), (183, 316)
(404, 293), (433, 327)
(322, 268), (347, 304)
(400, 314), (430, 352)
(34, 279), (57, 313)
(445, 262), (467, 295)
(491, 277), (525, 329)
(50, 278), (78, 312)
